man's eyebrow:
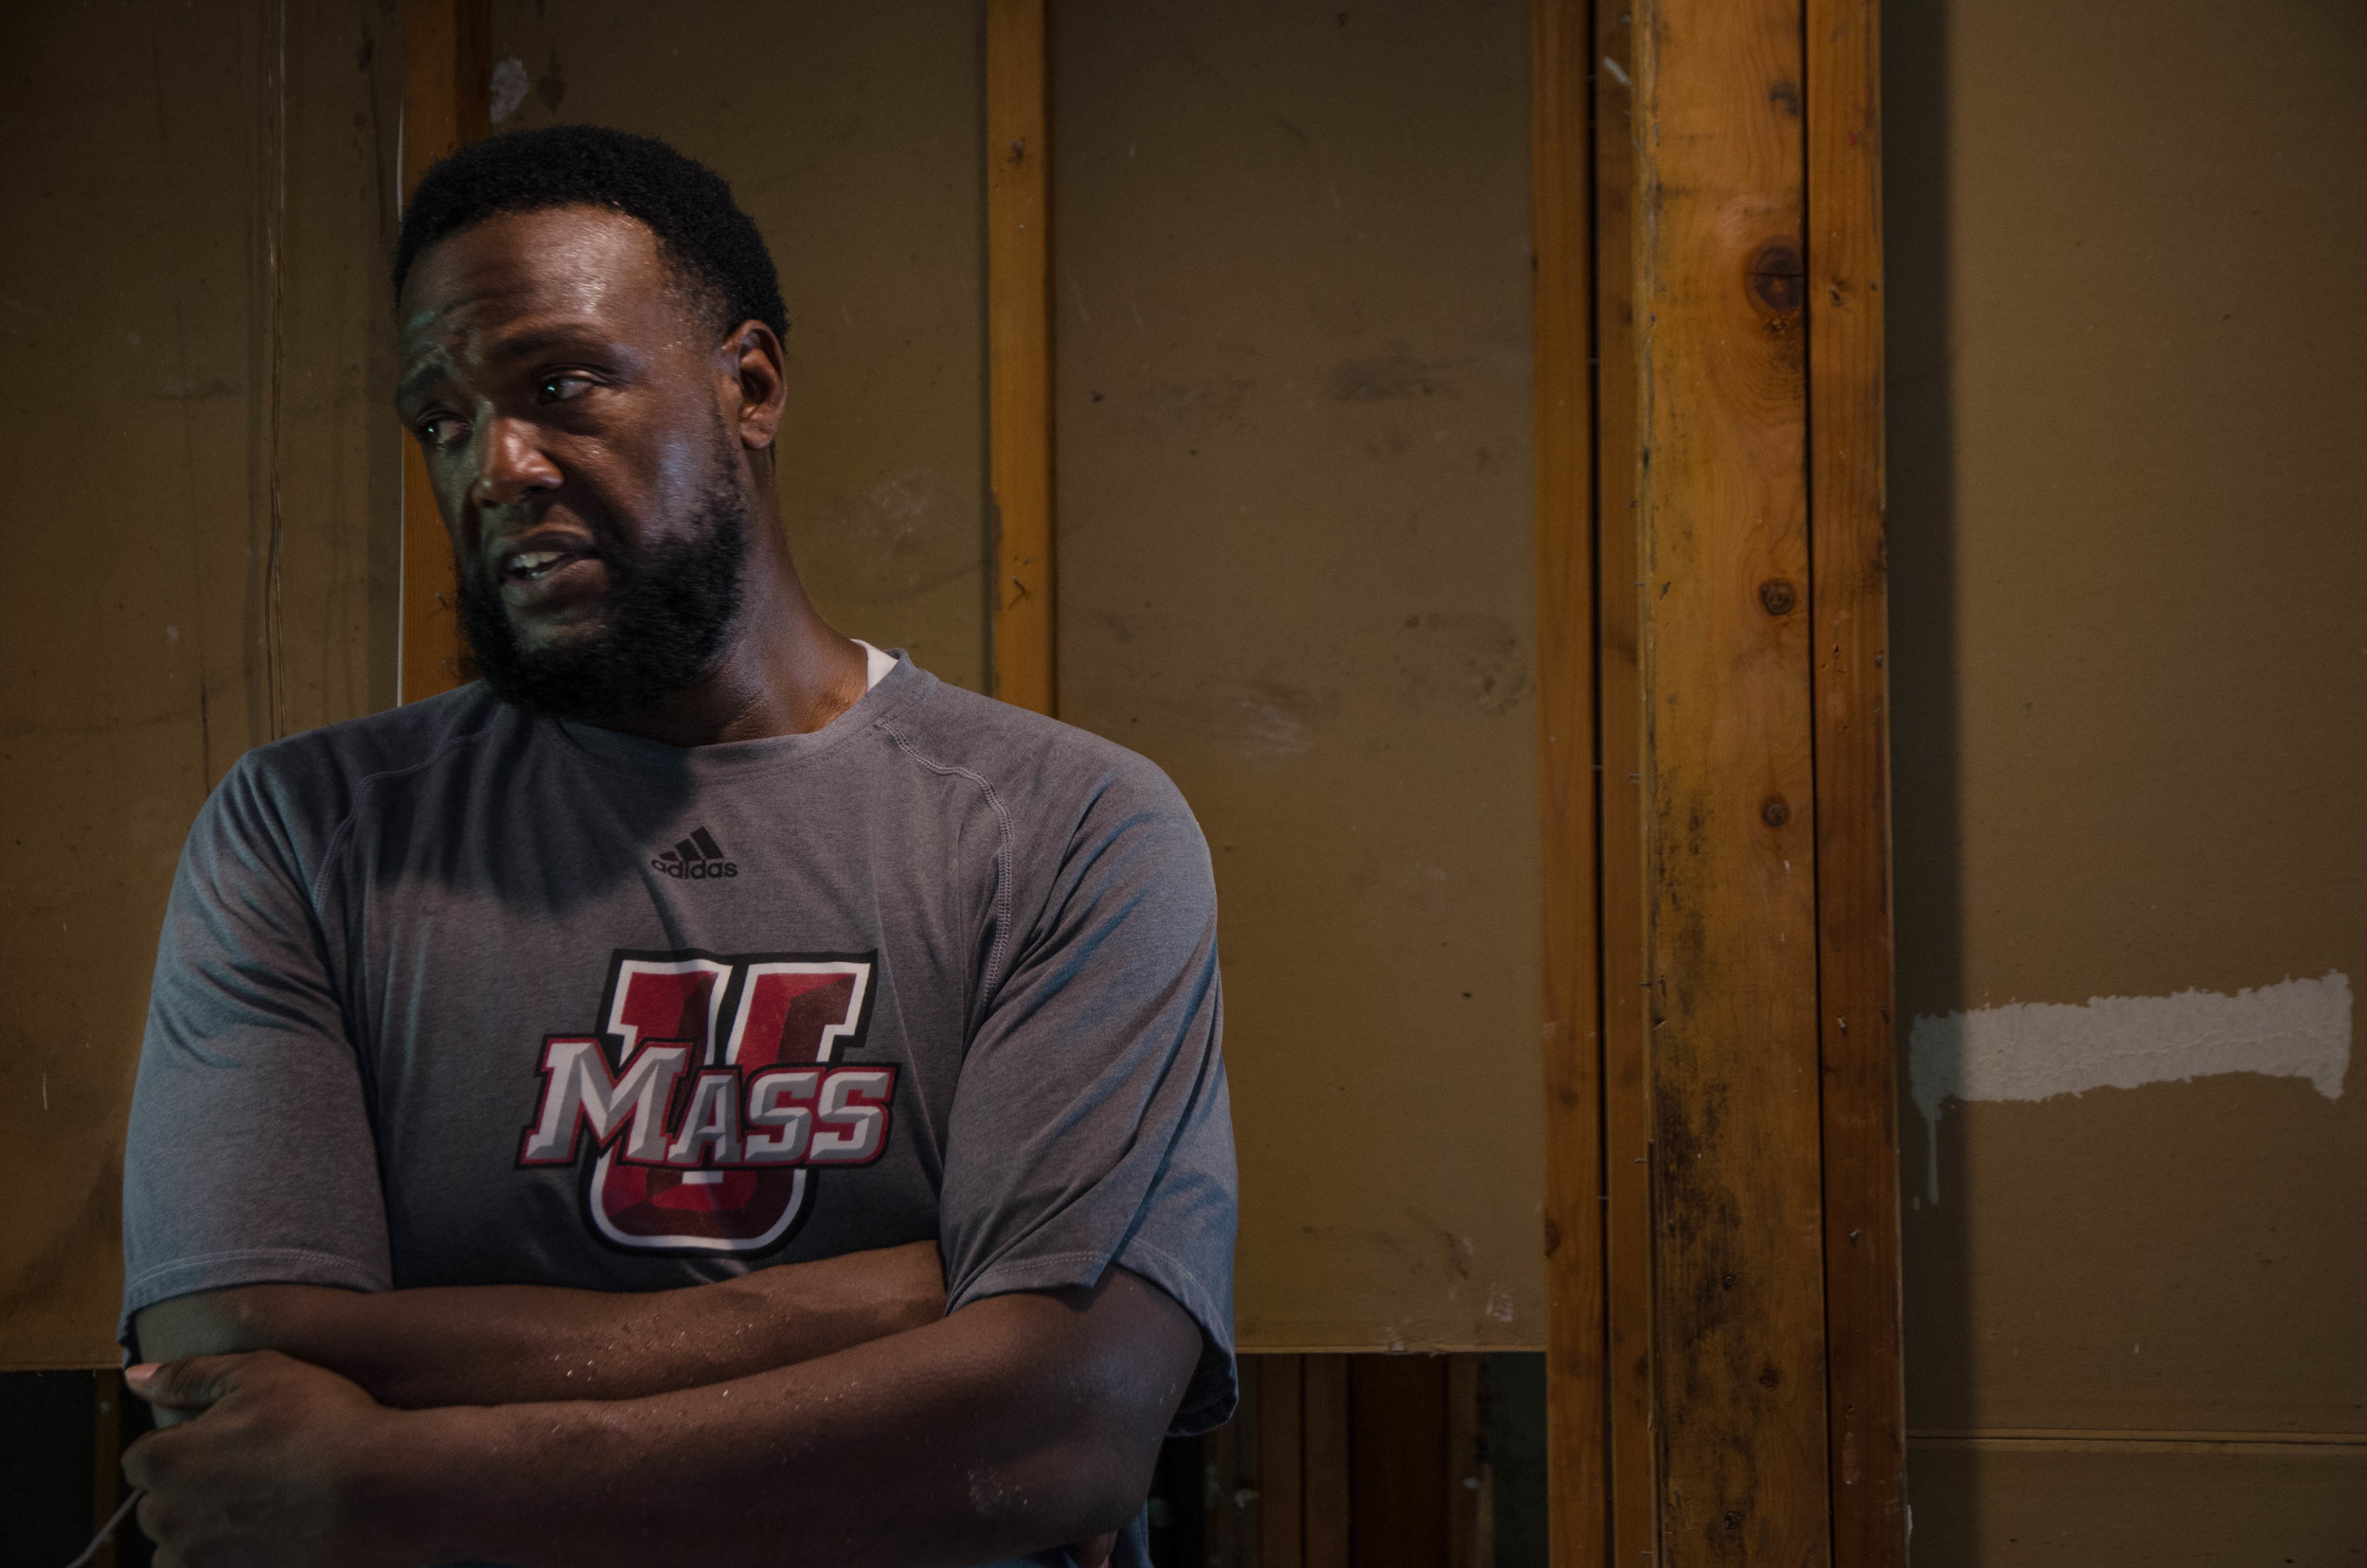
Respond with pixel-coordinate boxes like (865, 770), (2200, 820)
(395, 360), (449, 408)
(394, 324), (618, 407)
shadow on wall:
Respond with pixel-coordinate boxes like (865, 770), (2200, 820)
(1881, 0), (1973, 1557)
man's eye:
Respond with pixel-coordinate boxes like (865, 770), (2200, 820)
(418, 415), (466, 447)
(539, 373), (595, 402)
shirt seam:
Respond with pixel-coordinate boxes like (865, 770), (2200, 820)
(307, 717), (505, 920)
(547, 664), (934, 786)
(950, 1250), (1112, 1305)
(877, 720), (1019, 1001)
(123, 1246), (383, 1296)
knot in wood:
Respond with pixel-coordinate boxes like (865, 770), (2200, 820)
(1748, 239), (1805, 313)
(1758, 579), (1797, 615)
(1761, 798), (1790, 828)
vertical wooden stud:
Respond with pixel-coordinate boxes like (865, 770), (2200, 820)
(985, 0), (1054, 714)
(91, 1369), (125, 1568)
(1302, 1354), (1352, 1568)
(1590, 2), (1660, 1563)
(1260, 1355), (1308, 1568)
(1630, 0), (1833, 1562)
(1530, 6), (1610, 1568)
(1207, 1356), (1265, 1568)
(1347, 1356), (1449, 1568)
(396, 0), (489, 703)
(1806, 2), (1908, 1563)
(1446, 1355), (1491, 1568)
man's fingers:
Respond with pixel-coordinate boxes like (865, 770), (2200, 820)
(127, 1352), (251, 1411)
(122, 1422), (178, 1493)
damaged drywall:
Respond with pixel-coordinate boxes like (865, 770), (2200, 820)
(1909, 972), (2353, 1202)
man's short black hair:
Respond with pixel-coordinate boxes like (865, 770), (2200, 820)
(393, 124), (787, 338)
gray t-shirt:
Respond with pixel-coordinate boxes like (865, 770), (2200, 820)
(122, 653), (1236, 1567)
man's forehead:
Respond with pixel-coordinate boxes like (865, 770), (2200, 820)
(399, 206), (672, 347)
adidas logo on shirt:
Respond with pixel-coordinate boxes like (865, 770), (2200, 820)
(651, 827), (739, 881)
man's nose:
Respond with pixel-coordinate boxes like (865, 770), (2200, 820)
(470, 416), (562, 508)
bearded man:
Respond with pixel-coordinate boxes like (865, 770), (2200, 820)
(117, 125), (1234, 1568)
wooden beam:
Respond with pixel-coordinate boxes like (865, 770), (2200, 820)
(985, 0), (1054, 713)
(1207, 1356), (1265, 1568)
(91, 1369), (124, 1568)
(1591, 3), (1659, 1564)
(1446, 1356), (1490, 1568)
(1529, 6), (1610, 1568)
(397, 0), (489, 703)
(1629, 0), (1834, 1562)
(1806, 2), (1908, 1563)
(1347, 1355), (1450, 1568)
(1259, 1355), (1308, 1568)
(1302, 1355), (1352, 1568)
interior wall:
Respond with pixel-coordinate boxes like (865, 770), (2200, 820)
(0, 0), (401, 1366)
(6, 0), (1547, 1368)
(1051, 0), (1545, 1351)
(1885, 0), (2367, 1556)
(488, 0), (989, 689)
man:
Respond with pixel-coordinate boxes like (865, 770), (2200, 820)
(118, 125), (1235, 1568)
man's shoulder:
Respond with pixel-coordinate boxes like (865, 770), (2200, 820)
(886, 670), (1192, 828)
(223, 683), (515, 823)
(883, 668), (1213, 921)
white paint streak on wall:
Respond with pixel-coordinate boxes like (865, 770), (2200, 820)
(1909, 971), (2352, 1203)
(489, 58), (529, 126)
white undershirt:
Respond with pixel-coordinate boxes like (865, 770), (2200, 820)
(854, 639), (896, 691)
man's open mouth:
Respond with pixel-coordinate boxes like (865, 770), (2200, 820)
(504, 548), (587, 582)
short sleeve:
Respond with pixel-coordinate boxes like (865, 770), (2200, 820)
(119, 756), (391, 1354)
(936, 761), (1237, 1435)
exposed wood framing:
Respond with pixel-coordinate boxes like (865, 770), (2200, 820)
(1629, 0), (1833, 1561)
(1590, 2), (1659, 1563)
(1204, 1356), (1265, 1565)
(1529, 6), (1610, 1567)
(397, 0), (488, 703)
(1346, 1357), (1450, 1566)
(1806, 1), (1908, 1562)
(985, 0), (1055, 714)
(1302, 1355), (1352, 1568)
(1260, 1354), (1307, 1568)
(1216, 1352), (1491, 1568)
(1446, 1356), (1491, 1568)
(91, 1370), (125, 1568)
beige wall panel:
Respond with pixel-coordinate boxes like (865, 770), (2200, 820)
(1886, 0), (2367, 1447)
(489, 0), (987, 688)
(1904, 1442), (2367, 1565)
(1052, 2), (1543, 1349)
(0, 0), (400, 1364)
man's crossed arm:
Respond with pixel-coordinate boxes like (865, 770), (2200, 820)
(124, 1247), (1202, 1568)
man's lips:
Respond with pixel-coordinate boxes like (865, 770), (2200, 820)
(504, 546), (584, 582)
(490, 536), (607, 611)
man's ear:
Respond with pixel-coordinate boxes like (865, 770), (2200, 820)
(722, 320), (787, 452)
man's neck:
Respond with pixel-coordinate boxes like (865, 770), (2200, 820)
(593, 543), (869, 749)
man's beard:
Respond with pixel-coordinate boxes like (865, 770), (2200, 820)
(457, 479), (749, 725)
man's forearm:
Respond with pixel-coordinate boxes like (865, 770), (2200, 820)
(133, 1240), (943, 1410)
(391, 1270), (1198, 1568)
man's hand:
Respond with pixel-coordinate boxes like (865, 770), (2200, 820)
(120, 1263), (1198, 1567)
(124, 1352), (414, 1568)
(116, 1268), (1191, 1568)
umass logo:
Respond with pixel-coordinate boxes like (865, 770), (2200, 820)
(518, 950), (890, 1256)
(653, 827), (738, 881)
